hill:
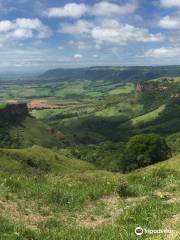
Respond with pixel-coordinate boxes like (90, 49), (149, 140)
(40, 65), (180, 83)
(0, 145), (179, 239)
(0, 103), (65, 148)
(0, 145), (94, 174)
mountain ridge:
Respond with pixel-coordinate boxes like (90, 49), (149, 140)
(39, 65), (180, 82)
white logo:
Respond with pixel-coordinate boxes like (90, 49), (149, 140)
(135, 227), (143, 236)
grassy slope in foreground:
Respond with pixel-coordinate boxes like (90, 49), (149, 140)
(0, 146), (179, 240)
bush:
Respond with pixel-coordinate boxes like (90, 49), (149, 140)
(122, 134), (171, 172)
(71, 142), (124, 172)
(117, 181), (138, 197)
(23, 157), (51, 172)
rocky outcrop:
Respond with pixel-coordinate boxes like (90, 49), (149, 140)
(0, 103), (29, 122)
(136, 83), (144, 93)
(136, 81), (169, 93)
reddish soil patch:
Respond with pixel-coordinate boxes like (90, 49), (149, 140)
(27, 100), (79, 110)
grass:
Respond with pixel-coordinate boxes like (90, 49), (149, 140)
(95, 102), (143, 118)
(31, 109), (65, 120)
(0, 148), (179, 239)
(108, 83), (134, 95)
(54, 83), (85, 98)
(131, 105), (165, 126)
(95, 106), (125, 117)
(167, 133), (180, 153)
(0, 146), (94, 174)
(0, 103), (7, 109)
(0, 116), (64, 148)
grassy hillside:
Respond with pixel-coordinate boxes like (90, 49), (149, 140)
(131, 105), (165, 126)
(0, 116), (64, 148)
(0, 145), (94, 174)
(0, 146), (179, 239)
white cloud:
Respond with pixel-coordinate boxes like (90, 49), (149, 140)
(15, 18), (42, 29)
(91, 23), (159, 44)
(44, 3), (87, 18)
(158, 16), (180, 29)
(8, 28), (33, 39)
(68, 39), (94, 49)
(59, 19), (163, 45)
(58, 46), (64, 50)
(73, 54), (83, 59)
(0, 20), (14, 32)
(144, 47), (180, 58)
(60, 20), (93, 35)
(44, 1), (137, 18)
(91, 1), (137, 17)
(17, 18), (51, 39)
(160, 0), (180, 8)
(0, 18), (51, 45)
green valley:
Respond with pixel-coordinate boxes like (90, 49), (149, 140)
(0, 66), (179, 239)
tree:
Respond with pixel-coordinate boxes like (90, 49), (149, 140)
(122, 134), (171, 172)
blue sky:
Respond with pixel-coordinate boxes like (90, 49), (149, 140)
(0, 0), (180, 71)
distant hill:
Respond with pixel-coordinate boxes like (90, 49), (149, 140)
(40, 65), (180, 82)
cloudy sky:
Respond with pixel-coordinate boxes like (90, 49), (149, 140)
(0, 0), (180, 71)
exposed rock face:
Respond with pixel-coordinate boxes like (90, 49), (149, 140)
(136, 83), (144, 93)
(136, 81), (169, 93)
(0, 103), (29, 122)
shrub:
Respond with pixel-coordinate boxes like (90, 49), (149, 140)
(22, 156), (51, 172)
(117, 181), (138, 197)
(122, 134), (171, 172)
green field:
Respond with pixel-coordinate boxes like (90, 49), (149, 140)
(131, 105), (166, 126)
(109, 83), (134, 95)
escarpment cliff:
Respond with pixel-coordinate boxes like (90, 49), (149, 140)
(0, 103), (29, 122)
(136, 81), (169, 93)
